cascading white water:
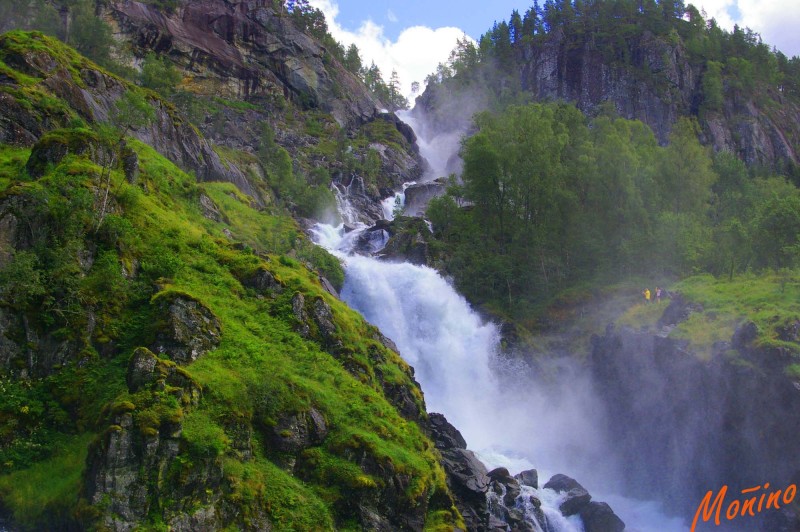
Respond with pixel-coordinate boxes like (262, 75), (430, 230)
(312, 111), (688, 531)
(380, 181), (415, 221)
(397, 109), (464, 181)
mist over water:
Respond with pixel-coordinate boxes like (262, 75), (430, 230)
(397, 109), (463, 181)
(313, 105), (688, 531)
(341, 255), (613, 478)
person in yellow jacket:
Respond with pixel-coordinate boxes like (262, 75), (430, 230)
(643, 288), (651, 303)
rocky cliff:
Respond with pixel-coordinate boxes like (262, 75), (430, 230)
(101, 0), (423, 205)
(519, 28), (799, 170)
(0, 30), (255, 195)
(590, 297), (800, 529)
(105, 0), (379, 129)
(417, 24), (800, 174)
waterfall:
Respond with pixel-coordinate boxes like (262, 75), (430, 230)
(312, 113), (687, 532)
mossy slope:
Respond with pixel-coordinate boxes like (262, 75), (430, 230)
(0, 32), (460, 530)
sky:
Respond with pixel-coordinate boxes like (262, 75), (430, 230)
(308, 0), (800, 99)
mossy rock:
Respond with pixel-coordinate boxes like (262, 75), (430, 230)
(150, 293), (221, 365)
(24, 128), (108, 178)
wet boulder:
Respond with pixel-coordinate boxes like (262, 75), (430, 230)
(515, 468), (539, 489)
(579, 501), (626, 532)
(488, 467), (522, 507)
(544, 474), (592, 516)
(427, 413), (489, 531)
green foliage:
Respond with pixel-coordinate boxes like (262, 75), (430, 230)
(68, 0), (115, 66)
(0, 433), (93, 529)
(0, 127), (441, 526)
(673, 272), (800, 358)
(428, 101), (800, 319)
(0, 251), (46, 310)
(111, 90), (157, 135)
(701, 61), (724, 114)
(140, 52), (182, 96)
(425, 0), (800, 122)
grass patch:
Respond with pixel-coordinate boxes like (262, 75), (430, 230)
(618, 300), (670, 330)
(673, 272), (800, 356)
(0, 433), (94, 529)
(668, 312), (738, 361)
(0, 145), (31, 190)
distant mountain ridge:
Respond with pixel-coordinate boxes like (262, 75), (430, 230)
(418, 1), (800, 176)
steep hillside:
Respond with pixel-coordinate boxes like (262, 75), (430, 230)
(101, 0), (423, 214)
(0, 31), (463, 530)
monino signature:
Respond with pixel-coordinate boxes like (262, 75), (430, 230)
(691, 483), (797, 530)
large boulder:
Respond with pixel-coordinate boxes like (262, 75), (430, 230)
(515, 469), (539, 489)
(544, 474), (592, 516)
(24, 128), (112, 178)
(488, 467), (522, 508)
(380, 216), (435, 266)
(579, 501), (626, 532)
(266, 407), (328, 470)
(403, 179), (446, 217)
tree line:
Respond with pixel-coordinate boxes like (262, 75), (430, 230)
(427, 103), (800, 317)
(425, 0), (800, 117)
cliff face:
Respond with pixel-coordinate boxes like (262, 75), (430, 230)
(590, 301), (800, 528)
(520, 29), (800, 170)
(0, 30), (256, 197)
(100, 0), (422, 202)
(106, 0), (379, 128)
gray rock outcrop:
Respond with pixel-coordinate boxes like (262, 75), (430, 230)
(151, 294), (221, 364)
(107, 0), (379, 129)
(427, 412), (490, 531)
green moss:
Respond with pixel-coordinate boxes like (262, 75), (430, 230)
(0, 433), (94, 529)
(0, 145), (31, 190)
(182, 411), (229, 458)
(223, 457), (335, 530)
(111, 401), (136, 415)
(673, 272), (800, 358)
(0, 33), (454, 529)
(360, 118), (407, 151)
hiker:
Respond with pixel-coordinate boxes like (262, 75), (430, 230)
(643, 288), (651, 303)
(656, 287), (662, 303)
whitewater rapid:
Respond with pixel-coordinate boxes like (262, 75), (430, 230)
(311, 111), (686, 531)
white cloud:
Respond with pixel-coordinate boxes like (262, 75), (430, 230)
(697, 0), (800, 56)
(387, 9), (398, 23)
(309, 0), (467, 98)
